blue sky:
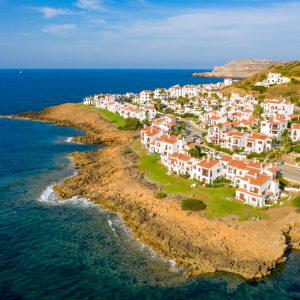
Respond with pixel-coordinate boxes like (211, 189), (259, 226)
(0, 0), (299, 68)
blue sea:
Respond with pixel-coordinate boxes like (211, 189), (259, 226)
(0, 69), (299, 299)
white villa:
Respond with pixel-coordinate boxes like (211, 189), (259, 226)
(260, 115), (288, 140)
(262, 99), (294, 117)
(290, 123), (300, 142)
(244, 133), (273, 153)
(255, 73), (290, 87)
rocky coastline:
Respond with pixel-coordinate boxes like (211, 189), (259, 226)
(193, 59), (279, 78)
(12, 103), (300, 279)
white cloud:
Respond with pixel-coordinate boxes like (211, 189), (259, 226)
(35, 6), (73, 19)
(91, 1), (300, 65)
(74, 0), (105, 11)
(42, 24), (77, 34)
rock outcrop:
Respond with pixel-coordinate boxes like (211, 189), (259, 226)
(12, 103), (300, 279)
(193, 59), (279, 78)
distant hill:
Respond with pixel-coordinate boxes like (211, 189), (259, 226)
(193, 59), (279, 78)
(222, 61), (300, 106)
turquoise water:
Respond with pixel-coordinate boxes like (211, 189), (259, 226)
(0, 70), (299, 299)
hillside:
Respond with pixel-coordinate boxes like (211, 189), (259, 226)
(193, 59), (279, 78)
(222, 61), (300, 106)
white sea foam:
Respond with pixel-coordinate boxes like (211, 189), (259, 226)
(39, 184), (182, 273)
(65, 137), (73, 143)
(38, 184), (104, 212)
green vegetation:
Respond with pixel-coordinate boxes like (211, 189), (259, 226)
(253, 85), (267, 93)
(246, 151), (269, 161)
(97, 108), (127, 127)
(80, 104), (143, 130)
(253, 103), (264, 118)
(292, 196), (300, 208)
(207, 143), (233, 155)
(173, 121), (186, 136)
(188, 146), (206, 159)
(181, 199), (206, 211)
(205, 183), (225, 188)
(132, 140), (268, 220)
(222, 61), (300, 105)
(119, 117), (142, 130)
(279, 129), (292, 154)
(123, 147), (133, 155)
(294, 144), (300, 153)
(278, 175), (300, 189)
(155, 192), (167, 199)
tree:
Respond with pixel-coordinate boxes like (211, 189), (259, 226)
(253, 104), (264, 118)
(123, 117), (142, 130)
(279, 129), (292, 153)
(155, 99), (162, 111)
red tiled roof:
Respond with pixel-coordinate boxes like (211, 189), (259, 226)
(155, 135), (178, 144)
(198, 159), (219, 169)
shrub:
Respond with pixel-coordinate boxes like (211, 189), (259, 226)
(278, 175), (288, 190)
(294, 145), (300, 153)
(252, 85), (267, 93)
(121, 117), (142, 130)
(247, 151), (268, 160)
(155, 192), (167, 199)
(181, 199), (206, 211)
(292, 196), (300, 208)
(123, 148), (132, 155)
(205, 183), (225, 188)
(213, 177), (231, 184)
(296, 157), (300, 163)
(180, 174), (190, 179)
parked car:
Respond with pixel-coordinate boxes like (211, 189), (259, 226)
(200, 149), (208, 154)
(215, 152), (221, 159)
(195, 138), (202, 143)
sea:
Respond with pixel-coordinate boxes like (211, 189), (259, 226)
(0, 69), (299, 299)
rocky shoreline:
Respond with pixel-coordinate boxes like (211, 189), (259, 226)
(193, 59), (279, 78)
(12, 103), (300, 279)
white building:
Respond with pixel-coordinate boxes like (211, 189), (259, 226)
(149, 135), (187, 157)
(255, 73), (291, 87)
(168, 85), (182, 98)
(138, 90), (153, 104)
(224, 78), (233, 86)
(290, 123), (300, 142)
(190, 158), (222, 184)
(154, 88), (168, 101)
(260, 116), (288, 140)
(245, 133), (273, 153)
(262, 99), (294, 117)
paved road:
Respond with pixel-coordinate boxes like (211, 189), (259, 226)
(185, 119), (300, 183)
(277, 164), (300, 183)
(184, 120), (204, 143)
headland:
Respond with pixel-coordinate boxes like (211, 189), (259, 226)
(11, 103), (300, 279)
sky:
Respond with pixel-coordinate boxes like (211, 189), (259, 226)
(0, 0), (299, 68)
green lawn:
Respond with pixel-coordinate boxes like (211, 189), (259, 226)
(133, 140), (268, 220)
(292, 196), (300, 208)
(79, 104), (126, 127)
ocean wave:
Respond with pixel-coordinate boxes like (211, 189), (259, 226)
(38, 184), (182, 273)
(65, 137), (73, 143)
(38, 185), (104, 212)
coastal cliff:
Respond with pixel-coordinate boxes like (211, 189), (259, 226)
(193, 59), (279, 78)
(13, 103), (300, 279)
